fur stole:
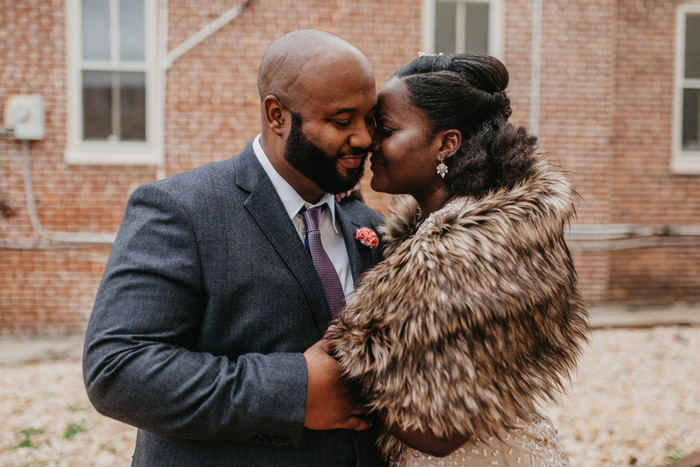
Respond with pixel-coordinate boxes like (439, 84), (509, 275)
(328, 161), (589, 459)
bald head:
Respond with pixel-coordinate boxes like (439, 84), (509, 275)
(257, 29), (373, 110)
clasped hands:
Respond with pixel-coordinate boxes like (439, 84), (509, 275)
(302, 332), (468, 457)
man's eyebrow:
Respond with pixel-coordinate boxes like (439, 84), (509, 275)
(329, 104), (378, 118)
(328, 107), (357, 117)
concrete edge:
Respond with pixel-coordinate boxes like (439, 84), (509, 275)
(0, 333), (85, 365)
(0, 305), (698, 365)
(588, 305), (700, 329)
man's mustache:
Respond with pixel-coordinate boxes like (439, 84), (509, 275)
(341, 147), (370, 157)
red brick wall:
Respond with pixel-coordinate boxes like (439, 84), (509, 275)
(1, 0), (699, 335)
(1, 1), (158, 334)
(610, 246), (700, 303)
(607, 0), (700, 304)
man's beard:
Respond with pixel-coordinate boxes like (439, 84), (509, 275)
(284, 112), (366, 194)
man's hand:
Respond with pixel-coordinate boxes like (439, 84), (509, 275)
(302, 337), (371, 431)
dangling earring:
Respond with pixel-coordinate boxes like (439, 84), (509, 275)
(436, 160), (448, 178)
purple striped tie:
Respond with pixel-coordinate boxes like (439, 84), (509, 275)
(302, 206), (345, 319)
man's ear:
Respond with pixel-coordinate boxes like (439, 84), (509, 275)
(438, 129), (462, 161)
(263, 95), (286, 136)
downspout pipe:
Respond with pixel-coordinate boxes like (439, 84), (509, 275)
(21, 141), (116, 244)
(162, 0), (254, 70)
(156, 0), (253, 178)
(530, 0), (542, 135)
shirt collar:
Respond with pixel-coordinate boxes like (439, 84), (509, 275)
(252, 135), (339, 232)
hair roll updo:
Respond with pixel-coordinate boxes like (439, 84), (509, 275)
(394, 53), (537, 198)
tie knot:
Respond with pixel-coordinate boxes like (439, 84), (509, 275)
(302, 206), (323, 233)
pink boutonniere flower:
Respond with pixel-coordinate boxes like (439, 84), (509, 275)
(355, 227), (379, 249)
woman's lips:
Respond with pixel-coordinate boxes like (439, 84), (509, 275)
(370, 157), (385, 171)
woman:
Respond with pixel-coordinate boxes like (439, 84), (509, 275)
(328, 53), (588, 466)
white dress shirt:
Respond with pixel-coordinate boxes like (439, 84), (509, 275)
(252, 135), (354, 296)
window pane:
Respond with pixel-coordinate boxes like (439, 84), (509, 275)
(120, 0), (145, 62)
(682, 88), (700, 150)
(464, 2), (490, 54)
(82, 0), (111, 61)
(119, 72), (146, 141)
(82, 71), (146, 141)
(685, 14), (700, 79)
(435, 1), (457, 54)
(82, 71), (113, 140)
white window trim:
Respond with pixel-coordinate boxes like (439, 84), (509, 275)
(65, 0), (160, 166)
(672, 2), (700, 174)
(422, 0), (503, 59)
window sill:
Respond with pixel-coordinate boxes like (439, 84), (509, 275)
(65, 143), (161, 166)
(671, 153), (700, 174)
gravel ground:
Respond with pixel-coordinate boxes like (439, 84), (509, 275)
(1, 325), (699, 467)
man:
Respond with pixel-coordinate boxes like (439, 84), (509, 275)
(83, 29), (385, 466)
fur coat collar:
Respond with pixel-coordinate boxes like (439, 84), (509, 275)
(329, 161), (589, 458)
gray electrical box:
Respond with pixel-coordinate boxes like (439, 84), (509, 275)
(4, 95), (45, 140)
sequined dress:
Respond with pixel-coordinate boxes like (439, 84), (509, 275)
(393, 414), (570, 467)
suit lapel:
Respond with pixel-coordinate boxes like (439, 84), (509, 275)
(234, 147), (332, 333)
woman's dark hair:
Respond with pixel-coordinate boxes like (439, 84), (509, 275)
(394, 53), (537, 198)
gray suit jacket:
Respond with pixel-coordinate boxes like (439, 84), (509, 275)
(83, 142), (385, 466)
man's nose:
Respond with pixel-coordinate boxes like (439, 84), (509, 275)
(348, 121), (373, 150)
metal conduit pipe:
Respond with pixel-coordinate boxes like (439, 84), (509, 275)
(162, 0), (254, 70)
(21, 141), (116, 244)
(569, 225), (700, 240)
(567, 237), (700, 252)
(155, 0), (253, 179)
(155, 0), (170, 181)
(566, 224), (700, 252)
(529, 0), (542, 135)
(8, 138), (700, 250)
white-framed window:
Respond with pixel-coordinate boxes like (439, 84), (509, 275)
(66, 0), (159, 165)
(672, 2), (700, 173)
(423, 0), (502, 57)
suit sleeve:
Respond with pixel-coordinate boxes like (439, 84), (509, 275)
(83, 182), (307, 446)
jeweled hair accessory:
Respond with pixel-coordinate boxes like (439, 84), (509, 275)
(418, 51), (444, 57)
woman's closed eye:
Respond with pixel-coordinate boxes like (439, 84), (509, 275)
(379, 125), (396, 137)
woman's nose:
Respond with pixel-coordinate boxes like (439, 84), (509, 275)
(369, 125), (383, 152)
(370, 133), (380, 152)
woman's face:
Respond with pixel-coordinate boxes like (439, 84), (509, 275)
(370, 77), (443, 197)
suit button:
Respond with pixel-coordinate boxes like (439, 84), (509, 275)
(251, 436), (262, 445)
(263, 436), (273, 445)
(280, 438), (291, 446)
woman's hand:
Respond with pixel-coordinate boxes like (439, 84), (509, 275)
(382, 413), (470, 457)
